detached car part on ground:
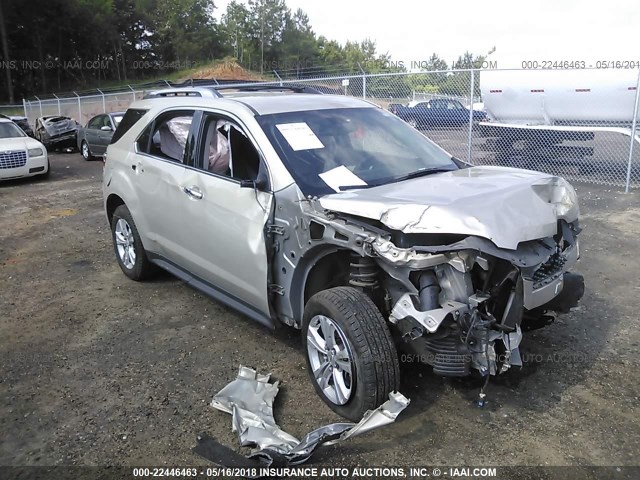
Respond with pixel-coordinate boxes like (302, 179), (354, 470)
(103, 88), (584, 421)
(35, 115), (79, 150)
(0, 118), (49, 180)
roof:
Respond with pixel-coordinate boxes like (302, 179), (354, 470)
(0, 118), (13, 123)
(131, 93), (375, 116)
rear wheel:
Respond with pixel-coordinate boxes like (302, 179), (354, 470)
(302, 287), (400, 421)
(81, 140), (94, 161)
(111, 205), (154, 280)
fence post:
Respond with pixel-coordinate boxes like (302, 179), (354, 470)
(74, 92), (82, 123)
(357, 62), (366, 99)
(34, 96), (43, 118)
(52, 94), (61, 115)
(466, 69), (475, 163)
(97, 89), (106, 113)
(625, 69), (640, 193)
(273, 70), (283, 86)
(22, 98), (27, 118)
(128, 85), (136, 102)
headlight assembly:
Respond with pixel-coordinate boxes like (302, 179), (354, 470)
(28, 148), (44, 157)
(532, 177), (579, 218)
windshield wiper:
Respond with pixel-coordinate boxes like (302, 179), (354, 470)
(390, 167), (455, 184)
(337, 167), (455, 192)
(338, 184), (377, 191)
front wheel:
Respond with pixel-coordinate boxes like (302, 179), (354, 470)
(302, 287), (400, 421)
(81, 140), (94, 161)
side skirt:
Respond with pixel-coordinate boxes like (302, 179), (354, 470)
(147, 252), (275, 330)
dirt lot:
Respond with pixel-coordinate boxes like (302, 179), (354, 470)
(1, 153), (639, 472)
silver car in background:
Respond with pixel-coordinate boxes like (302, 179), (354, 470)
(103, 87), (584, 421)
(77, 112), (124, 160)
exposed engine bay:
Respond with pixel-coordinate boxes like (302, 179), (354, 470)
(268, 170), (585, 383)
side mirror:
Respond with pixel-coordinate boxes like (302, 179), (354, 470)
(100, 125), (112, 132)
(240, 178), (268, 191)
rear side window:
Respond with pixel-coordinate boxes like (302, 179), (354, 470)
(111, 109), (147, 144)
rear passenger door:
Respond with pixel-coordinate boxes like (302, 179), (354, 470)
(130, 109), (198, 260)
(178, 111), (273, 316)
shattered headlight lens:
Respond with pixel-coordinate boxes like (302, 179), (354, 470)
(28, 148), (44, 157)
(532, 177), (579, 218)
(553, 182), (578, 217)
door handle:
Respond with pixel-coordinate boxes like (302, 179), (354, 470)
(183, 185), (203, 200)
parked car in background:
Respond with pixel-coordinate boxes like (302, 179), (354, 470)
(389, 98), (486, 128)
(0, 114), (34, 137)
(0, 118), (49, 180)
(77, 112), (125, 160)
(34, 115), (80, 150)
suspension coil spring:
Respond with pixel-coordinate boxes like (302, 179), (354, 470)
(349, 253), (379, 289)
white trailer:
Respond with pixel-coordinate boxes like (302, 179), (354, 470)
(478, 69), (640, 163)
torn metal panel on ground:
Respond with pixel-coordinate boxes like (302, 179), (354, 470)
(197, 366), (410, 469)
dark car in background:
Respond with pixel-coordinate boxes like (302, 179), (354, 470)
(389, 98), (486, 128)
(77, 112), (124, 160)
(0, 114), (34, 137)
(34, 116), (80, 150)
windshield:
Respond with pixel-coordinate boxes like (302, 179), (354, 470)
(256, 107), (456, 196)
(0, 122), (26, 138)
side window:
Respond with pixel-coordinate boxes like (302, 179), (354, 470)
(102, 115), (113, 129)
(87, 116), (102, 129)
(198, 113), (261, 182)
(138, 110), (195, 164)
(111, 108), (147, 144)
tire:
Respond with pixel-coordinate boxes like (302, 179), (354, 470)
(302, 286), (400, 421)
(111, 205), (154, 281)
(81, 140), (94, 161)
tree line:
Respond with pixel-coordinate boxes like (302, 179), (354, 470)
(0, 0), (490, 102)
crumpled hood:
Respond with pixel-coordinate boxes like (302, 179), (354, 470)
(319, 166), (579, 250)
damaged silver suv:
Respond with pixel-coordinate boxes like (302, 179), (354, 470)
(103, 85), (584, 421)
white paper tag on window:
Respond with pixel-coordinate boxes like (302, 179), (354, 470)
(319, 165), (367, 193)
(276, 122), (324, 151)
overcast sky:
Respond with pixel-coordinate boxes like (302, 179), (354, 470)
(214, 0), (639, 70)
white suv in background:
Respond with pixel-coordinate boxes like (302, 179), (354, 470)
(103, 85), (584, 421)
(0, 118), (49, 181)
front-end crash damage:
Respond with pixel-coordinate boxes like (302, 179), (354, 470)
(268, 170), (584, 382)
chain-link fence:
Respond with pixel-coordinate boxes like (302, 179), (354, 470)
(23, 68), (640, 190)
(0, 104), (26, 117)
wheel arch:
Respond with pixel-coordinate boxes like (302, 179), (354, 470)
(106, 193), (126, 224)
(286, 245), (357, 326)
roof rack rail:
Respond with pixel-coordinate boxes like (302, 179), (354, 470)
(143, 83), (324, 100)
(212, 84), (324, 95)
(143, 87), (222, 99)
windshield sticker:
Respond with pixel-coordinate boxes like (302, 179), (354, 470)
(319, 165), (367, 193)
(276, 122), (324, 151)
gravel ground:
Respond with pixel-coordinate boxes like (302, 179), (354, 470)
(1, 153), (639, 474)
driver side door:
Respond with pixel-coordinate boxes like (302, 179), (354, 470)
(177, 111), (273, 318)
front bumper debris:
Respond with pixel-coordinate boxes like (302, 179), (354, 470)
(195, 366), (409, 471)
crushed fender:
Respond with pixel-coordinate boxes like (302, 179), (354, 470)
(194, 366), (410, 470)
